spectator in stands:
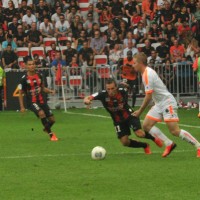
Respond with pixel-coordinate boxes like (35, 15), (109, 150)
(82, 3), (99, 22)
(109, 0), (124, 18)
(0, 28), (6, 47)
(19, 0), (32, 19)
(133, 22), (147, 44)
(1, 43), (18, 69)
(3, 0), (19, 26)
(72, 22), (84, 41)
(3, 0), (18, 8)
(70, 15), (82, 35)
(99, 9), (112, 27)
(51, 51), (67, 77)
(123, 40), (138, 57)
(176, 6), (189, 24)
(39, 16), (54, 38)
(83, 13), (98, 34)
(55, 14), (71, 38)
(147, 49), (162, 64)
(185, 38), (200, 61)
(88, 23), (100, 38)
(164, 23), (177, 45)
(63, 40), (77, 66)
(161, 59), (175, 90)
(160, 1), (176, 27)
(148, 22), (162, 43)
(27, 22), (43, 49)
(74, 30), (87, 52)
(33, 53), (47, 68)
(106, 30), (121, 50)
(66, 5), (80, 24)
(156, 38), (170, 62)
(13, 24), (27, 47)
(118, 20), (128, 41)
(187, 0), (196, 15)
(105, 21), (119, 41)
(35, 0), (49, 23)
(2, 34), (17, 51)
(109, 43), (122, 67)
(69, 56), (81, 76)
(141, 39), (154, 57)
(8, 16), (19, 35)
(84, 52), (97, 94)
(22, 7), (36, 30)
(142, 0), (158, 24)
(90, 30), (106, 55)
(95, 0), (109, 16)
(170, 39), (185, 62)
(125, 0), (140, 26)
(130, 10), (143, 29)
(78, 41), (94, 66)
(47, 43), (59, 63)
(51, 6), (63, 26)
(123, 31), (136, 48)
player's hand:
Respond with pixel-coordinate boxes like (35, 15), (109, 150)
(84, 97), (91, 105)
(132, 110), (141, 117)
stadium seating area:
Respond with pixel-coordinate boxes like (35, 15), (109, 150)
(0, 0), (200, 93)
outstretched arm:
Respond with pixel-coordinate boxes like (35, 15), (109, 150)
(133, 92), (152, 117)
(84, 96), (93, 105)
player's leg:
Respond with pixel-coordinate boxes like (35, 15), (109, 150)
(143, 106), (176, 157)
(115, 123), (151, 154)
(41, 104), (58, 141)
(129, 115), (163, 147)
(166, 121), (200, 157)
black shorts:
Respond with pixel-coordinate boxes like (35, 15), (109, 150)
(30, 103), (53, 118)
(114, 116), (142, 139)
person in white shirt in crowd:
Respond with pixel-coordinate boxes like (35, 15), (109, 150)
(55, 14), (71, 38)
(123, 40), (138, 58)
(39, 16), (54, 38)
(147, 50), (162, 64)
(3, 0), (19, 8)
(22, 7), (36, 30)
(51, 6), (63, 27)
(123, 31), (136, 48)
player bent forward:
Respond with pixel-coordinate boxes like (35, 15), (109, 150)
(84, 78), (164, 154)
(18, 56), (58, 141)
(133, 52), (200, 157)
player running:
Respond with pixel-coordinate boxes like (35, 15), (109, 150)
(84, 78), (163, 155)
(18, 56), (58, 141)
(133, 53), (200, 157)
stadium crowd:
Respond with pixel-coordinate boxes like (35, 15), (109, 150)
(0, 0), (200, 95)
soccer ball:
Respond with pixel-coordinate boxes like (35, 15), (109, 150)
(91, 146), (106, 160)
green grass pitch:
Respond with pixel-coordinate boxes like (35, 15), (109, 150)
(0, 107), (200, 200)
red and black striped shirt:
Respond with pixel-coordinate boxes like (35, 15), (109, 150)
(91, 87), (133, 124)
(19, 73), (45, 105)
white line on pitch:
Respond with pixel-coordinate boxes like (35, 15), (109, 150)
(0, 149), (195, 159)
(66, 111), (200, 129)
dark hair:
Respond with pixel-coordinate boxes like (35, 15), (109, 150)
(106, 78), (117, 86)
(24, 56), (33, 63)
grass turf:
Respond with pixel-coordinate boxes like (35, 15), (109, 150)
(0, 108), (200, 200)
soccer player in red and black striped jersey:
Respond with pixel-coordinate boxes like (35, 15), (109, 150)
(18, 56), (58, 141)
(84, 78), (163, 154)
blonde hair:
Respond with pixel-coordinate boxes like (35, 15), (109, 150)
(133, 53), (147, 65)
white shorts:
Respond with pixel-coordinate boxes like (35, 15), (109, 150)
(146, 102), (179, 122)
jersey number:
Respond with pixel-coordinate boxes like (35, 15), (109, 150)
(115, 125), (121, 133)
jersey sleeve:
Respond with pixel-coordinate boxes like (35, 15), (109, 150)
(142, 69), (154, 94)
(90, 91), (105, 101)
(18, 75), (27, 92)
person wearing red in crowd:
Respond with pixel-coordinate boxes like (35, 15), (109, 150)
(18, 56), (58, 141)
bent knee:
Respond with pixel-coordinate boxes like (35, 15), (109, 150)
(170, 129), (180, 136)
(38, 110), (46, 118)
(135, 130), (145, 138)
